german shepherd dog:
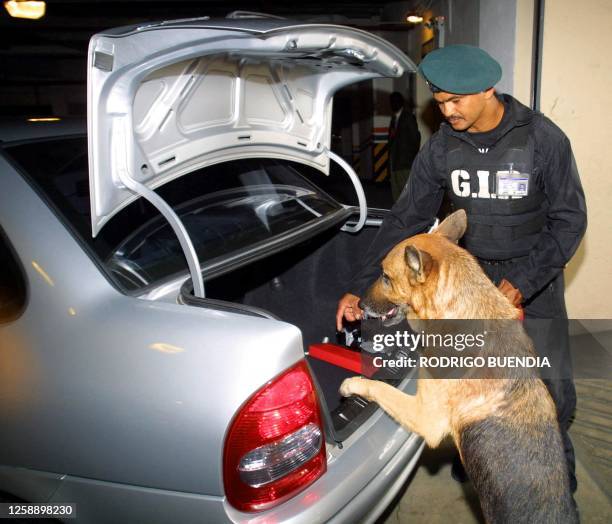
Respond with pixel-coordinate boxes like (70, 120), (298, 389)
(340, 210), (578, 523)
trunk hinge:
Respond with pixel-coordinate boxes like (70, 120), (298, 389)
(118, 177), (206, 298)
(111, 121), (205, 297)
(327, 150), (367, 233)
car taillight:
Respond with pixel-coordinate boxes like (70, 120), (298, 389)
(223, 361), (327, 512)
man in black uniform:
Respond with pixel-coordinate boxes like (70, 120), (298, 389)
(336, 45), (586, 492)
(388, 91), (421, 201)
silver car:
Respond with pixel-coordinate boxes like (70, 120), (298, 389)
(0, 15), (423, 523)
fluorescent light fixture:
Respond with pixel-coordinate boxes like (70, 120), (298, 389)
(4, 1), (46, 20)
(27, 117), (60, 122)
(406, 15), (424, 24)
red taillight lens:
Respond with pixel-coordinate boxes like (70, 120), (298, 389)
(223, 361), (327, 512)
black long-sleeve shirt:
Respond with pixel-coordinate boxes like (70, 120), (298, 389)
(350, 95), (587, 301)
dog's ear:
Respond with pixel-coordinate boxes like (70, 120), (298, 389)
(435, 210), (467, 243)
(405, 245), (434, 283)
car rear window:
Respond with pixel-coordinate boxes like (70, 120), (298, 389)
(5, 137), (344, 291)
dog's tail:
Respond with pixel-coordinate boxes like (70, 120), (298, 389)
(459, 413), (578, 524)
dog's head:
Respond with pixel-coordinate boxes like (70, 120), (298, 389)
(360, 210), (467, 323)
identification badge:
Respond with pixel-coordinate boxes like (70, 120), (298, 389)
(496, 170), (529, 197)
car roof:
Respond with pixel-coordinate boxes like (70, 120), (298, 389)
(0, 118), (85, 145)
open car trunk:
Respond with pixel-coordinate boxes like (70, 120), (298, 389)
(85, 17), (418, 442)
(87, 18), (416, 298)
(181, 220), (415, 441)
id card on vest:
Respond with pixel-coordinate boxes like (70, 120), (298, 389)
(496, 170), (529, 198)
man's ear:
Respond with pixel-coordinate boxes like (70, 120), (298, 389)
(482, 87), (496, 99)
(405, 245), (434, 283)
(434, 210), (467, 243)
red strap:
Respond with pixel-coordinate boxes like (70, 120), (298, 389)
(308, 343), (378, 377)
(309, 343), (362, 373)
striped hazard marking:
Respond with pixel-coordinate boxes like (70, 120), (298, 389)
(373, 127), (390, 182)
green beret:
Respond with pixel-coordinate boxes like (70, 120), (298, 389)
(418, 45), (502, 94)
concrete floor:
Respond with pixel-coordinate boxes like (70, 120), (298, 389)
(379, 418), (612, 524)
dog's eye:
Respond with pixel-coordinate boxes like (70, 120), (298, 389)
(381, 273), (390, 285)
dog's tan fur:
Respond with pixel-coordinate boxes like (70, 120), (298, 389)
(340, 210), (576, 523)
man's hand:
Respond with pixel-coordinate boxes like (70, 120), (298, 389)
(498, 278), (523, 307)
(336, 293), (363, 331)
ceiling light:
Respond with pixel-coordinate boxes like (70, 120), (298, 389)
(4, 1), (46, 20)
(406, 14), (424, 24)
(27, 117), (60, 122)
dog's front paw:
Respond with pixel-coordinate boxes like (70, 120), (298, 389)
(340, 376), (369, 398)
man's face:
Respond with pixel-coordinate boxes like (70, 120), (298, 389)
(390, 96), (403, 113)
(433, 90), (488, 132)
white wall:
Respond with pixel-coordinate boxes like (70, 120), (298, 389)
(538, 0), (612, 317)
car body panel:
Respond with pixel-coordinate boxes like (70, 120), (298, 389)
(0, 466), (64, 506)
(87, 21), (415, 235)
(0, 154), (305, 496)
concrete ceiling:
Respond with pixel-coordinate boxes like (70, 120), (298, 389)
(0, 0), (423, 115)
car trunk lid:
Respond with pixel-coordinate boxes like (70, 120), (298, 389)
(87, 18), (416, 236)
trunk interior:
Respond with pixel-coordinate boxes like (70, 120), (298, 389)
(188, 222), (409, 441)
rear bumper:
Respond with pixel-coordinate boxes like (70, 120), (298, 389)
(224, 402), (424, 524)
(329, 433), (424, 524)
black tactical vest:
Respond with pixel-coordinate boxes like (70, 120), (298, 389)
(445, 123), (546, 260)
